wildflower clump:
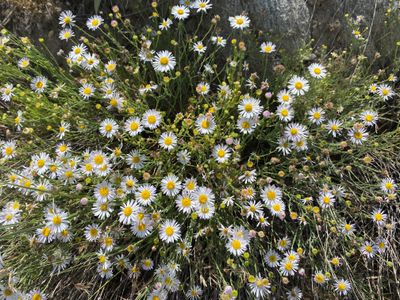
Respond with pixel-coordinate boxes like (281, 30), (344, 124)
(0, 1), (399, 299)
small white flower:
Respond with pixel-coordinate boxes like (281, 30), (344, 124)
(86, 15), (104, 31)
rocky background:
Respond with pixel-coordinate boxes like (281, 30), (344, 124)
(0, 0), (399, 63)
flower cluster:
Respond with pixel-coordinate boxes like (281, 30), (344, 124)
(0, 1), (398, 300)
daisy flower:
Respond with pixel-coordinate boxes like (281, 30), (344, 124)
(194, 0), (212, 13)
(99, 119), (119, 138)
(245, 201), (263, 219)
(288, 75), (309, 96)
(227, 236), (248, 256)
(229, 15), (250, 30)
(26, 290), (47, 300)
(82, 53), (100, 70)
(313, 271), (327, 285)
(92, 200), (114, 219)
(57, 121), (70, 139)
(195, 114), (216, 134)
(238, 97), (263, 118)
(177, 149), (191, 165)
(193, 41), (207, 54)
(193, 186), (215, 207)
(159, 18), (172, 30)
(37, 225), (55, 243)
(159, 219), (181, 243)
(124, 117), (143, 136)
(183, 177), (198, 193)
(71, 43), (88, 57)
(161, 174), (182, 196)
(211, 36), (227, 47)
(121, 176), (138, 194)
(261, 184), (282, 205)
(186, 285), (203, 299)
(158, 132), (178, 151)
(260, 42), (276, 54)
(326, 119), (343, 137)
(79, 83), (95, 99)
(119, 200), (140, 225)
(0, 208), (20, 225)
(126, 150), (146, 169)
(142, 109), (162, 129)
(18, 57), (30, 68)
(84, 224), (102, 242)
(237, 117), (256, 134)
(269, 200), (286, 216)
(276, 104), (294, 122)
(318, 191), (335, 209)
(46, 209), (69, 234)
(287, 287), (303, 300)
(371, 209), (387, 226)
(212, 144), (231, 163)
(248, 275), (271, 298)
(360, 110), (378, 126)
(104, 60), (117, 73)
(131, 217), (154, 238)
(277, 89), (294, 104)
(59, 10), (75, 27)
(59, 28), (74, 41)
(380, 177), (396, 193)
(284, 123), (309, 142)
(196, 82), (210, 95)
(265, 250), (281, 268)
(308, 107), (325, 125)
(360, 241), (377, 258)
(348, 126), (368, 145)
(334, 279), (351, 296)
(377, 84), (394, 100)
(135, 184), (157, 206)
(1, 83), (14, 101)
(171, 5), (190, 20)
(308, 63), (327, 78)
(31, 76), (48, 93)
(94, 181), (115, 202)
(176, 192), (195, 214)
(1, 141), (16, 159)
(31, 152), (50, 175)
(86, 15), (104, 30)
(279, 259), (298, 276)
(341, 222), (355, 236)
(152, 50), (176, 72)
(277, 236), (291, 251)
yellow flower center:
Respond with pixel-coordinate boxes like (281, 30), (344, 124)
(5, 147), (13, 155)
(35, 81), (44, 89)
(37, 159), (45, 168)
(104, 124), (113, 132)
(123, 206), (133, 217)
(181, 197), (191, 207)
(165, 226), (174, 236)
(217, 149), (225, 158)
(92, 19), (99, 26)
(32, 293), (42, 300)
(198, 194), (208, 204)
(52, 215), (62, 225)
(166, 181), (175, 190)
(266, 190), (276, 201)
(314, 67), (321, 74)
(164, 137), (173, 146)
(147, 115), (157, 124)
(99, 187), (109, 197)
(244, 103), (253, 112)
(290, 128), (298, 135)
(160, 57), (169, 65)
(294, 82), (303, 90)
(337, 282), (346, 291)
(100, 203), (108, 211)
(90, 228), (98, 236)
(236, 18), (244, 25)
(281, 109), (288, 117)
(42, 227), (51, 237)
(354, 131), (363, 139)
(201, 119), (209, 129)
(141, 190), (151, 200)
(130, 122), (139, 131)
(83, 87), (92, 95)
(231, 239), (241, 250)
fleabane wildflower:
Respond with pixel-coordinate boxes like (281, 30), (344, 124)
(119, 200), (140, 225)
(171, 5), (190, 20)
(308, 63), (327, 78)
(1, 141), (16, 159)
(59, 10), (75, 27)
(195, 114), (216, 134)
(193, 41), (207, 54)
(159, 219), (181, 243)
(212, 144), (231, 163)
(377, 84), (394, 100)
(248, 275), (271, 298)
(288, 75), (309, 96)
(79, 83), (95, 99)
(99, 119), (119, 138)
(334, 279), (351, 296)
(229, 15), (250, 29)
(1, 83), (14, 101)
(159, 18), (172, 30)
(86, 15), (104, 30)
(142, 109), (162, 129)
(193, 0), (212, 13)
(260, 42), (276, 54)
(161, 174), (182, 197)
(238, 97), (263, 118)
(360, 110), (378, 126)
(152, 50), (176, 73)
(31, 76), (48, 93)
